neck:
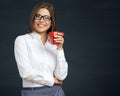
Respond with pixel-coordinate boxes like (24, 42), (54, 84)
(39, 32), (48, 45)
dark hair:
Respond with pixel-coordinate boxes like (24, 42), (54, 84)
(29, 2), (56, 33)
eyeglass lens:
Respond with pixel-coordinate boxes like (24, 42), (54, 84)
(35, 14), (51, 21)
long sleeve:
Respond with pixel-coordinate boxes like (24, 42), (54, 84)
(54, 49), (68, 80)
(14, 36), (54, 87)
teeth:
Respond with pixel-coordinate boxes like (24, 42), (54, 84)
(40, 25), (44, 27)
(37, 24), (44, 27)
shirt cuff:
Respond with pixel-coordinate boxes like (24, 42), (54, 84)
(43, 73), (54, 87)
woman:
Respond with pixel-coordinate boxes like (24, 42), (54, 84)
(14, 2), (68, 96)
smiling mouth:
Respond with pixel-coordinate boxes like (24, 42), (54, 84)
(37, 24), (45, 28)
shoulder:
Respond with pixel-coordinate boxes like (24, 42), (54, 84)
(14, 34), (25, 43)
(14, 34), (32, 50)
(15, 33), (33, 43)
(14, 34), (30, 46)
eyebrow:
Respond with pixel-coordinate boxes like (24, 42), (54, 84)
(36, 14), (50, 16)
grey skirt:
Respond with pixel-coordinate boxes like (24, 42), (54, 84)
(21, 85), (65, 96)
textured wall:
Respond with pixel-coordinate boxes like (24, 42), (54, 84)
(0, 0), (120, 96)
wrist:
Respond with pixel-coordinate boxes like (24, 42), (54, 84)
(57, 47), (63, 50)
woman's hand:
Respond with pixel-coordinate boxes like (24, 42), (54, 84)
(54, 77), (63, 85)
(54, 32), (64, 50)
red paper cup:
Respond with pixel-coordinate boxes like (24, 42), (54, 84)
(49, 32), (64, 45)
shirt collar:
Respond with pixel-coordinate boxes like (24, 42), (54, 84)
(30, 31), (56, 47)
(30, 31), (41, 40)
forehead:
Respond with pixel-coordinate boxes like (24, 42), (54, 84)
(37, 8), (50, 16)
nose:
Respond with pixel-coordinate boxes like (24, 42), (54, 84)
(39, 18), (45, 23)
(39, 16), (44, 21)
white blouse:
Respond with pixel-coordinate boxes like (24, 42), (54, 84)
(14, 31), (68, 87)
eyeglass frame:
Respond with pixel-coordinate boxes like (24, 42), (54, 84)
(34, 14), (51, 21)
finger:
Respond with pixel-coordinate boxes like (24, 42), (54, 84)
(58, 32), (64, 36)
(54, 40), (62, 43)
(54, 35), (62, 38)
(54, 38), (63, 42)
(59, 81), (63, 85)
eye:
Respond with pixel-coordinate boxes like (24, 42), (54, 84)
(44, 15), (51, 20)
(35, 14), (40, 18)
(34, 14), (51, 21)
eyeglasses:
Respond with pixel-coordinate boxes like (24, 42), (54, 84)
(34, 14), (51, 21)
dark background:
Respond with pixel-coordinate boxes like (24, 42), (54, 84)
(0, 0), (120, 96)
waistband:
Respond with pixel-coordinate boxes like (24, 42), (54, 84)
(22, 85), (61, 91)
(22, 86), (48, 90)
(21, 85), (64, 96)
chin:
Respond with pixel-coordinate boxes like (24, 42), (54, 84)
(36, 29), (47, 33)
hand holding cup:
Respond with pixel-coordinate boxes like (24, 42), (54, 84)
(49, 31), (64, 50)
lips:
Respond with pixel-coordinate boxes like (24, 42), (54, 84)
(37, 24), (45, 28)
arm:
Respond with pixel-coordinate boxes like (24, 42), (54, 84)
(54, 49), (68, 80)
(54, 32), (68, 80)
(14, 36), (54, 86)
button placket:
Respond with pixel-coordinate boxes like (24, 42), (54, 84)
(43, 46), (48, 70)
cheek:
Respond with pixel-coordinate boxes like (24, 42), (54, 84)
(33, 21), (36, 29)
(34, 20), (38, 26)
(46, 22), (52, 30)
(47, 22), (51, 28)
